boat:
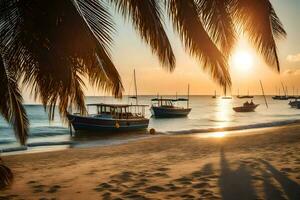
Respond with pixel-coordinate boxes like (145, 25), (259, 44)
(289, 99), (300, 108)
(67, 69), (149, 133)
(67, 104), (149, 132)
(151, 85), (191, 118)
(272, 82), (289, 100)
(212, 90), (217, 98)
(233, 101), (259, 112)
(272, 96), (289, 100)
(150, 98), (191, 118)
(221, 86), (232, 99)
(237, 89), (254, 99)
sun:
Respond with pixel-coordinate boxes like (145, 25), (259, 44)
(231, 51), (254, 71)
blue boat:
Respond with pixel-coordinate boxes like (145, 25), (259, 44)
(67, 104), (149, 133)
(150, 98), (191, 118)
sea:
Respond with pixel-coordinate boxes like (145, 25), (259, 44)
(1, 96), (300, 154)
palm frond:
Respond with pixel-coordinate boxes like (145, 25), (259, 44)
(0, 161), (13, 189)
(196, 0), (236, 57)
(232, 0), (286, 72)
(0, 0), (123, 120)
(166, 0), (231, 87)
(0, 55), (28, 145)
(111, 0), (175, 71)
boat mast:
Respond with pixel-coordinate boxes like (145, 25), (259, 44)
(260, 80), (268, 108)
(134, 69), (138, 105)
(281, 82), (286, 97)
(187, 84), (190, 108)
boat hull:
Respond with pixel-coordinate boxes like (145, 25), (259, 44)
(233, 105), (259, 112)
(150, 107), (191, 118)
(67, 114), (149, 132)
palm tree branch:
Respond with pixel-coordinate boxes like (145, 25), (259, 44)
(166, 0), (231, 87)
(111, 0), (175, 71)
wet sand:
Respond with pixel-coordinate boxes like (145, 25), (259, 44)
(1, 124), (300, 200)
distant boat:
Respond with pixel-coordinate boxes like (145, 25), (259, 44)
(237, 89), (254, 99)
(221, 87), (232, 99)
(272, 96), (289, 100)
(289, 99), (300, 108)
(151, 85), (191, 118)
(67, 104), (149, 132)
(273, 82), (289, 100)
(212, 90), (217, 99)
(233, 101), (259, 112)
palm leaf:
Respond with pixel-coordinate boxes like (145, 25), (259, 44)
(166, 0), (231, 87)
(232, 0), (286, 72)
(0, 55), (28, 145)
(0, 0), (123, 120)
(111, 0), (175, 71)
(196, 0), (236, 57)
(0, 161), (13, 189)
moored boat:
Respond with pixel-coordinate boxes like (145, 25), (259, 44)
(289, 99), (300, 108)
(67, 104), (149, 132)
(150, 98), (191, 118)
(233, 101), (259, 112)
(151, 85), (191, 118)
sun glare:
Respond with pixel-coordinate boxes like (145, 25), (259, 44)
(231, 51), (254, 71)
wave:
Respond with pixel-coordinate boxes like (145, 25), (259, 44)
(161, 119), (300, 135)
(0, 141), (76, 153)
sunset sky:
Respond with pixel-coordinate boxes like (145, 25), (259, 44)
(23, 0), (300, 102)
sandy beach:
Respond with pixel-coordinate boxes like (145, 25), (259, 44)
(1, 124), (300, 200)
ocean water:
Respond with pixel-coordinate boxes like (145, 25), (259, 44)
(1, 96), (300, 153)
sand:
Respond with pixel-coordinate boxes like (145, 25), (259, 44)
(1, 124), (300, 200)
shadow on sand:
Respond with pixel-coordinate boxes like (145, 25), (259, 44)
(219, 148), (300, 200)
(219, 148), (258, 200)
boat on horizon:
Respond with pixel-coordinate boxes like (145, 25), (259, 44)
(212, 90), (217, 98)
(237, 89), (254, 99)
(233, 100), (259, 112)
(221, 87), (232, 99)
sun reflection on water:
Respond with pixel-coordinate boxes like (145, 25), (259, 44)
(211, 131), (227, 138)
(214, 98), (233, 127)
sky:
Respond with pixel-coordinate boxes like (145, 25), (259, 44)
(23, 1), (300, 102)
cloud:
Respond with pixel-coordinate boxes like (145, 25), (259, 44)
(287, 53), (300, 62)
(283, 69), (300, 75)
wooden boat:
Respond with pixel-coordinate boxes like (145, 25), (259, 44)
(67, 69), (149, 133)
(151, 85), (191, 118)
(150, 98), (191, 118)
(233, 101), (259, 112)
(67, 104), (149, 132)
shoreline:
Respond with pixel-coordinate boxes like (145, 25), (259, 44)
(2, 119), (300, 156)
(1, 123), (300, 199)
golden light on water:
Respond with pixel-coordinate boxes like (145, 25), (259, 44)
(215, 98), (232, 127)
(211, 132), (227, 138)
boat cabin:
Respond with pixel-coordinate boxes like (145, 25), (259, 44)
(87, 103), (148, 119)
(151, 98), (189, 108)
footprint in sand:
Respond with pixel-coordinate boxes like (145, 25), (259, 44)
(47, 185), (61, 193)
(94, 183), (113, 192)
(144, 185), (166, 193)
(32, 184), (46, 193)
(192, 182), (210, 189)
(174, 177), (193, 185)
